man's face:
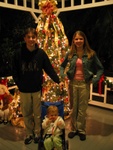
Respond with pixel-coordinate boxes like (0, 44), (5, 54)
(24, 32), (37, 50)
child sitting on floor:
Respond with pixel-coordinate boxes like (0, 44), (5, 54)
(42, 105), (65, 150)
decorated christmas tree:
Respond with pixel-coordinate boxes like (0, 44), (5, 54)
(36, 0), (70, 118)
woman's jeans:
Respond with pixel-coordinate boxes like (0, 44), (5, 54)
(69, 80), (90, 134)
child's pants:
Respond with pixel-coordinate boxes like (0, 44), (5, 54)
(44, 135), (63, 150)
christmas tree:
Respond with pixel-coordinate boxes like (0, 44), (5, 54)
(36, 0), (70, 118)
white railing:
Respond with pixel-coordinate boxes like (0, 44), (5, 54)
(6, 75), (113, 110)
(57, 0), (113, 12)
(0, 0), (113, 21)
(0, 0), (40, 13)
(89, 76), (113, 110)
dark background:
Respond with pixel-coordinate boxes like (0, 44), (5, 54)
(0, 4), (113, 77)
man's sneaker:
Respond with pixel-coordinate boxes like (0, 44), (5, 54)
(68, 131), (78, 139)
(24, 135), (33, 145)
(34, 134), (40, 143)
(79, 133), (86, 141)
(4, 120), (8, 125)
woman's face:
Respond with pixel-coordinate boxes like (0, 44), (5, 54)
(73, 34), (84, 49)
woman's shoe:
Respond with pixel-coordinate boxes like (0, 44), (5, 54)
(79, 133), (86, 141)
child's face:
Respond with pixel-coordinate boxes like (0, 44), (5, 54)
(47, 112), (58, 122)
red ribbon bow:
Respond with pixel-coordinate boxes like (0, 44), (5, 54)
(98, 75), (105, 94)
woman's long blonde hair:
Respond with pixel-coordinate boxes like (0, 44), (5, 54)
(69, 30), (95, 59)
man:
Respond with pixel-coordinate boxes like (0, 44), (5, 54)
(12, 27), (63, 145)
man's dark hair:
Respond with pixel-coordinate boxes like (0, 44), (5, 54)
(23, 27), (37, 37)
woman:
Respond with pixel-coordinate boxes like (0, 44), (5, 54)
(60, 30), (104, 141)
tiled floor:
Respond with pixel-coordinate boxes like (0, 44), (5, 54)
(0, 105), (113, 150)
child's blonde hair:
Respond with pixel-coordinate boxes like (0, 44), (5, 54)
(46, 105), (59, 115)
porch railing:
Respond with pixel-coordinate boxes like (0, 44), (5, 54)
(0, 0), (113, 22)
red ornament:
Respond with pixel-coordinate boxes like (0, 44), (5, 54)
(58, 40), (60, 45)
(42, 30), (45, 33)
(60, 58), (64, 63)
(98, 74), (105, 94)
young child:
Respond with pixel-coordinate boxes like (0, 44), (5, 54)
(42, 105), (65, 150)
